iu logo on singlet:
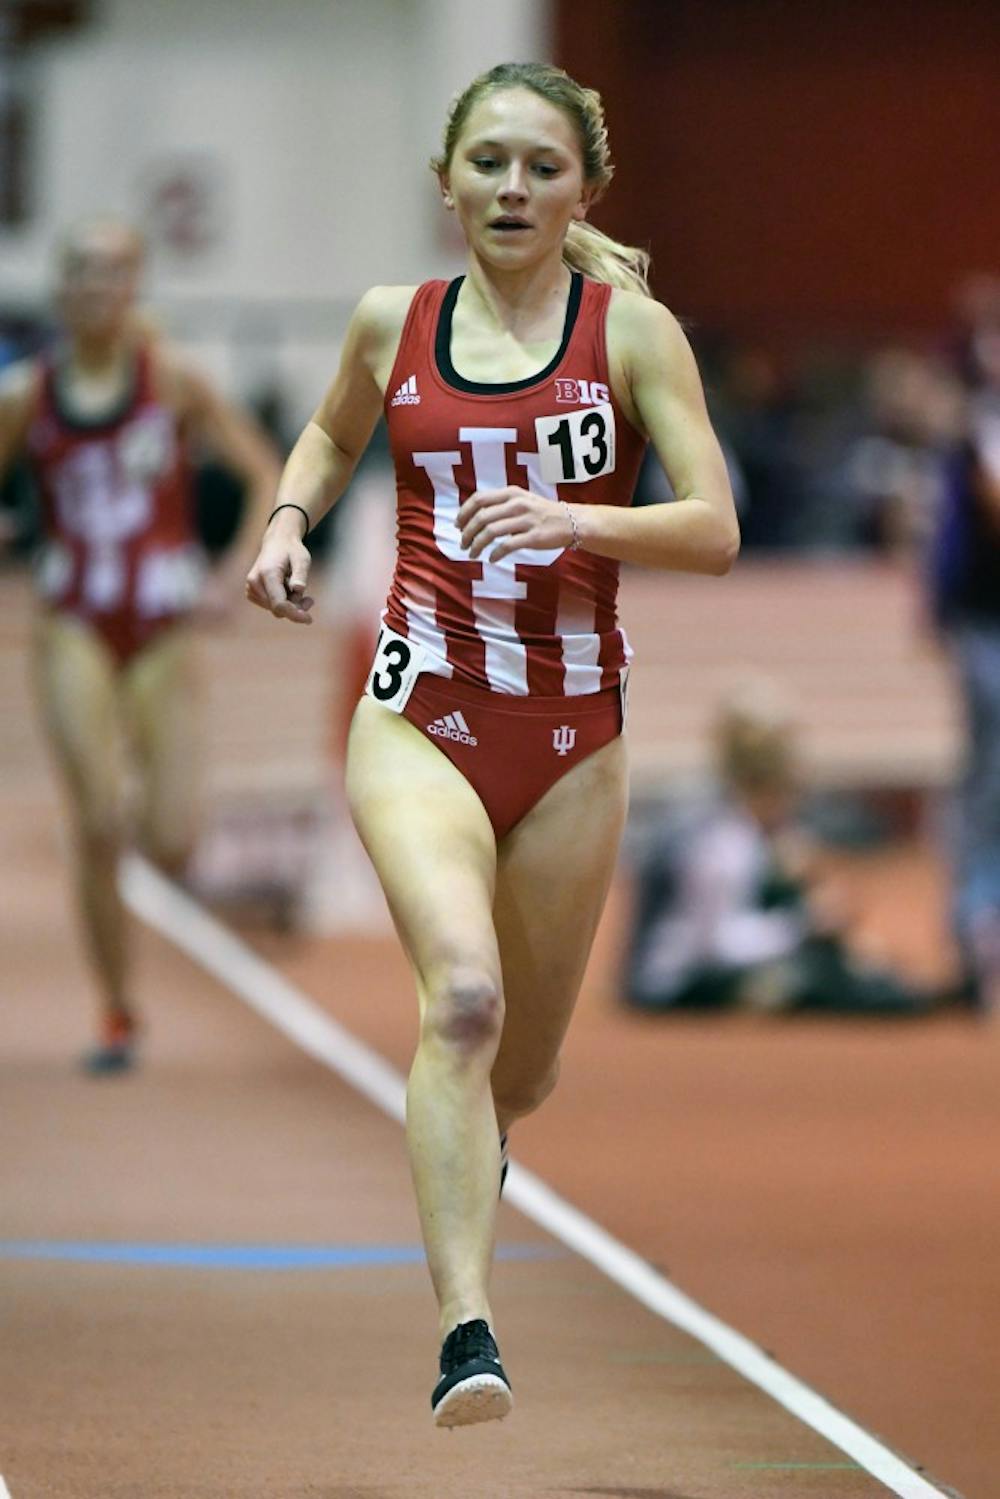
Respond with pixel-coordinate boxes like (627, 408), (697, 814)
(410, 424), (615, 696)
(553, 725), (577, 756)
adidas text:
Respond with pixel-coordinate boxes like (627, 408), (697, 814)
(427, 710), (477, 747)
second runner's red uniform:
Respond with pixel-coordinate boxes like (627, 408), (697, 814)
(26, 344), (202, 665)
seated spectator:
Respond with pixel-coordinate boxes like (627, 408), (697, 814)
(623, 681), (941, 1016)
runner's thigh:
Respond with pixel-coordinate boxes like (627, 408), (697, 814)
(122, 627), (200, 862)
(491, 733), (629, 1083)
(346, 695), (500, 999)
(31, 614), (124, 833)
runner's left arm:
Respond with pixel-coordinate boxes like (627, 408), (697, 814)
(572, 293), (739, 574)
(457, 293), (739, 575)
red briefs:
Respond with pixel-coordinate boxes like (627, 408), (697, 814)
(44, 604), (187, 668)
(399, 672), (625, 841)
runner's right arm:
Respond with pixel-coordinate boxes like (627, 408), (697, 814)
(245, 287), (409, 624)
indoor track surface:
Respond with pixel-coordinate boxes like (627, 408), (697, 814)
(2, 573), (997, 1499)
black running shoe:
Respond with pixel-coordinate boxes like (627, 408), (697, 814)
(431, 1319), (512, 1428)
(499, 1132), (509, 1198)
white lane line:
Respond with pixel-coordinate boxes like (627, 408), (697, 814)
(122, 854), (951, 1499)
(1, 1475), (14, 1497)
(123, 856), (406, 1125)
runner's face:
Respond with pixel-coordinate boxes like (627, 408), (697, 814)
(443, 88), (590, 268)
(58, 229), (140, 340)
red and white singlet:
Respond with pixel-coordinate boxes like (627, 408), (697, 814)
(26, 344), (202, 664)
(379, 272), (647, 699)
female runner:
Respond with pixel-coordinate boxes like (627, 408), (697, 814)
(0, 219), (280, 1070)
(246, 62), (738, 1426)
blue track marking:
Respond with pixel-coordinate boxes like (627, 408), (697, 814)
(0, 1241), (560, 1271)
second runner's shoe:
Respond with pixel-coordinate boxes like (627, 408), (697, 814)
(82, 1011), (138, 1075)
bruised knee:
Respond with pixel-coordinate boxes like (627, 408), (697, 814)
(421, 967), (504, 1056)
(493, 1056), (561, 1122)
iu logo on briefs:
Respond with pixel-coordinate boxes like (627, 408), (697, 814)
(552, 725), (577, 756)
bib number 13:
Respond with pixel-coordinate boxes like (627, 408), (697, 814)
(365, 625), (425, 713)
(535, 401), (616, 486)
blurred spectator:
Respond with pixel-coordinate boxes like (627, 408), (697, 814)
(929, 276), (1000, 1016)
(846, 349), (963, 555)
(622, 680), (941, 1017)
(0, 310), (51, 553)
(632, 426), (748, 521)
(708, 347), (804, 550)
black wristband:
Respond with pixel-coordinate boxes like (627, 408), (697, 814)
(267, 503), (310, 539)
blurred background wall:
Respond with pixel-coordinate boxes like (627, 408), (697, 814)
(5, 1), (998, 400)
(0, 0), (547, 413)
(555, 0), (1000, 341)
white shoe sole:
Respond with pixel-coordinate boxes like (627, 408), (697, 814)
(434, 1373), (513, 1428)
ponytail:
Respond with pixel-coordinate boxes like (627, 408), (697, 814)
(563, 220), (651, 298)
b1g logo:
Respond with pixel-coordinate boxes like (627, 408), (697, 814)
(554, 378), (610, 405)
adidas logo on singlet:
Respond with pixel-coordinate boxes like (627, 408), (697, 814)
(427, 709), (478, 746)
(390, 374), (420, 406)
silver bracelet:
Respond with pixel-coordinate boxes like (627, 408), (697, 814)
(559, 500), (581, 551)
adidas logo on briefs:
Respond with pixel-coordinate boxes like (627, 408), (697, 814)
(427, 709), (478, 746)
(390, 374), (420, 406)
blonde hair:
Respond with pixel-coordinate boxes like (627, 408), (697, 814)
(55, 218), (156, 346)
(714, 679), (798, 792)
(57, 217), (146, 276)
(432, 61), (651, 298)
